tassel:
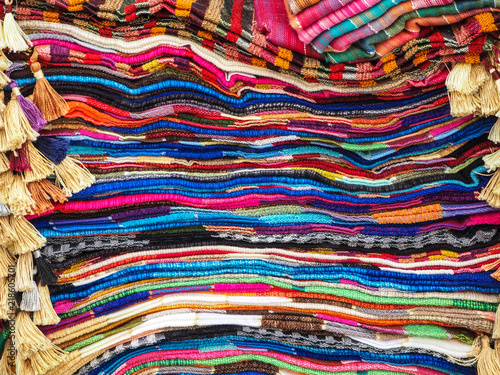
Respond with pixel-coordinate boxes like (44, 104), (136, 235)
(449, 91), (476, 117)
(0, 71), (9, 88)
(54, 156), (95, 196)
(27, 182), (55, 215)
(0, 216), (15, 246)
(446, 63), (476, 94)
(0, 277), (8, 320)
(3, 0), (33, 52)
(9, 142), (31, 173)
(493, 306), (500, 340)
(8, 174), (35, 217)
(0, 152), (9, 173)
(23, 142), (55, 183)
(0, 338), (15, 375)
(0, 20), (6, 50)
(15, 311), (66, 359)
(30, 49), (69, 122)
(0, 203), (9, 216)
(27, 180), (67, 216)
(30, 344), (66, 375)
(478, 169), (500, 208)
(15, 356), (34, 375)
(9, 81), (46, 132)
(33, 250), (58, 286)
(4, 87), (39, 152)
(484, 149), (500, 172)
(7, 215), (46, 255)
(20, 280), (40, 312)
(0, 50), (12, 72)
(0, 128), (7, 153)
(483, 150), (500, 173)
(33, 282), (60, 326)
(479, 74), (500, 117)
(490, 115), (500, 144)
(0, 246), (15, 279)
(0, 170), (14, 205)
(475, 335), (500, 375)
(34, 137), (70, 165)
(15, 252), (34, 292)
(471, 63), (490, 89)
(0, 90), (5, 113)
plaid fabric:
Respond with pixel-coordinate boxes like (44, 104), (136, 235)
(293, 0), (371, 29)
(322, 3), (500, 61)
(318, 0), (500, 56)
(298, 0), (452, 49)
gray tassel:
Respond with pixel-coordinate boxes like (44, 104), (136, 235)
(0, 203), (9, 217)
(20, 281), (41, 312)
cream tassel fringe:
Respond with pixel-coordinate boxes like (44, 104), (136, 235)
(0, 338), (15, 375)
(7, 216), (46, 255)
(474, 335), (500, 375)
(54, 157), (95, 196)
(23, 142), (55, 183)
(15, 252), (34, 292)
(3, 0), (33, 53)
(15, 311), (67, 371)
(33, 283), (61, 326)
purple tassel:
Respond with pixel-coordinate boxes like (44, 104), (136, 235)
(9, 80), (47, 132)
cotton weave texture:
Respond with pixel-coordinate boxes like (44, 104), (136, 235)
(1, 0), (500, 375)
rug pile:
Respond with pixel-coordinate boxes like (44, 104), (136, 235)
(1, 1), (500, 374)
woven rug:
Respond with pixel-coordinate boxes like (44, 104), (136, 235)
(0, 1), (500, 375)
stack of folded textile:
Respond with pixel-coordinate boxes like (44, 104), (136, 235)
(1, 0), (500, 375)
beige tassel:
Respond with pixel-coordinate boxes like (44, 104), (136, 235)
(0, 277), (8, 320)
(475, 335), (500, 375)
(479, 74), (500, 117)
(30, 345), (66, 375)
(8, 174), (35, 217)
(30, 49), (69, 123)
(0, 50), (12, 72)
(0, 216), (16, 246)
(33, 283), (61, 326)
(15, 252), (34, 292)
(493, 305), (500, 340)
(15, 311), (66, 362)
(15, 356), (35, 375)
(0, 21), (6, 50)
(3, 0), (33, 53)
(23, 142), (55, 183)
(484, 149), (500, 172)
(478, 170), (500, 208)
(0, 152), (9, 173)
(446, 63), (476, 94)
(0, 337), (15, 375)
(7, 215), (46, 255)
(471, 63), (490, 88)
(490, 115), (500, 144)
(0, 246), (15, 279)
(4, 90), (39, 152)
(0, 170), (14, 205)
(0, 91), (5, 113)
(0, 128), (7, 153)
(54, 156), (95, 196)
(0, 71), (9, 89)
(449, 91), (477, 117)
